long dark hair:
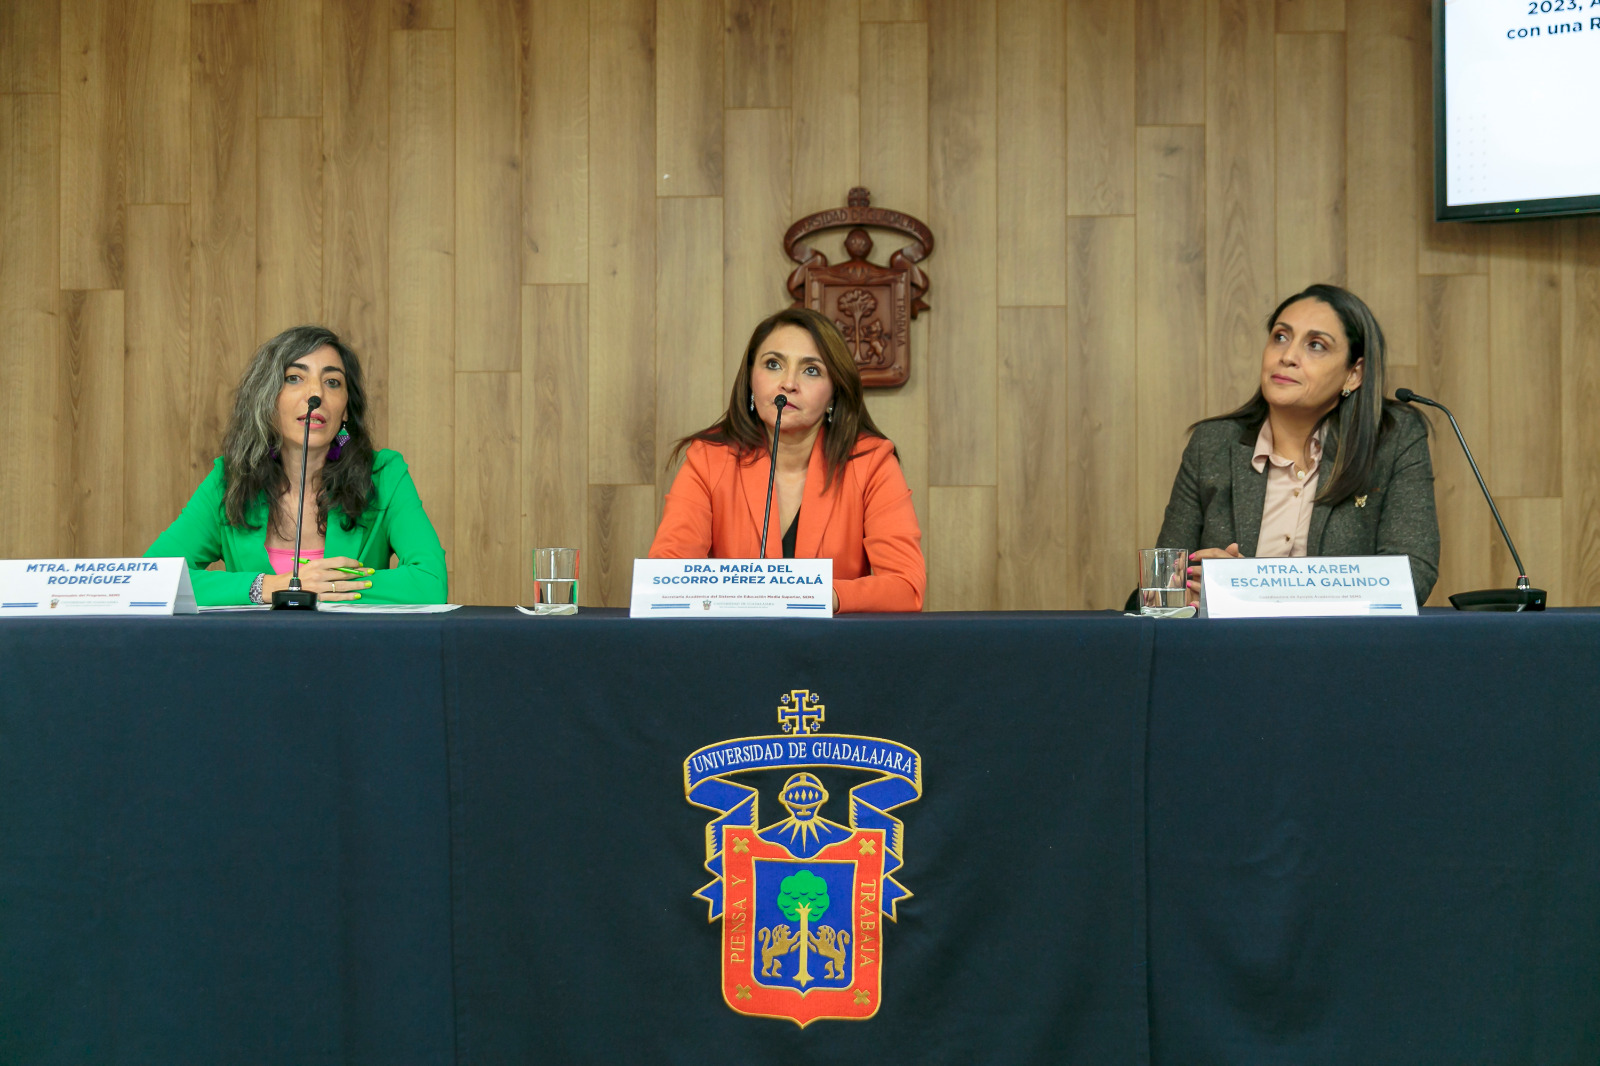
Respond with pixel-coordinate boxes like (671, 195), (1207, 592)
(669, 308), (891, 491)
(1198, 284), (1404, 507)
(220, 325), (376, 534)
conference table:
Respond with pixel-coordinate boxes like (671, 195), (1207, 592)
(4, 608), (1598, 1065)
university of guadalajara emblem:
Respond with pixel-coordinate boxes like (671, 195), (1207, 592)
(683, 690), (922, 1026)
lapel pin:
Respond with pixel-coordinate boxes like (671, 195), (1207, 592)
(1354, 495), (1368, 508)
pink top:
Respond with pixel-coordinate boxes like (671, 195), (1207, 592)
(1251, 422), (1323, 558)
(266, 547), (323, 575)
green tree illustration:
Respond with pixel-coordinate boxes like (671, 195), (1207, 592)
(776, 869), (830, 987)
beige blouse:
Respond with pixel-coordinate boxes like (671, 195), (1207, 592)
(1252, 421), (1324, 558)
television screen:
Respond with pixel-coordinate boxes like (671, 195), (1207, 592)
(1434, 0), (1600, 221)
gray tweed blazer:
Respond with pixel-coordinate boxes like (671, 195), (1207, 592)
(1156, 407), (1440, 602)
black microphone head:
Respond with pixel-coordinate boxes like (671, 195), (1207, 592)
(773, 395), (787, 409)
(306, 395), (322, 411)
(1394, 388), (1415, 403)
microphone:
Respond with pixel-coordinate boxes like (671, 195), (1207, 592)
(757, 395), (787, 559)
(271, 394), (322, 611)
(1394, 388), (1545, 611)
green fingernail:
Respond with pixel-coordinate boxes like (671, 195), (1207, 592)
(364, 581), (373, 588)
(352, 593), (361, 599)
(364, 568), (375, 575)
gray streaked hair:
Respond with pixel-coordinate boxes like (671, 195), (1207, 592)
(220, 325), (375, 533)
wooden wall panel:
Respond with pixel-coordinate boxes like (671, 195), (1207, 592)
(1136, 0), (1203, 126)
(258, 117), (324, 333)
(128, 0), (189, 203)
(60, 290), (124, 556)
(657, 0), (723, 197)
(656, 197), (725, 500)
(791, 0), (859, 213)
(997, 308), (1067, 608)
(0, 95), (62, 559)
(1067, 216), (1137, 610)
(1135, 125), (1206, 547)
(125, 205), (192, 551)
(457, 0), (521, 372)
(1347, 0), (1417, 365)
(455, 371), (521, 605)
(522, 0), (588, 285)
(323, 0), (388, 439)
(1487, 221), (1561, 498)
(0, 0), (59, 93)
(190, 5), (257, 477)
(588, 0), (655, 485)
(60, 0), (126, 290)
(388, 29), (455, 551)
(10, 0), (1600, 607)
(259, 0), (323, 117)
(722, 108), (791, 386)
(1276, 0), (1343, 32)
(925, 486), (996, 611)
(859, 19), (929, 533)
(1274, 32), (1344, 294)
(1066, 0), (1135, 216)
(1562, 219), (1600, 604)
(524, 285), (589, 603)
(997, 0), (1065, 306)
(725, 0), (791, 109)
(395, 0), (452, 30)
(1205, 0), (1276, 412)
(861, 0), (924, 18)
(1411, 273), (1488, 607)
(586, 483), (656, 607)
(928, 0), (996, 486)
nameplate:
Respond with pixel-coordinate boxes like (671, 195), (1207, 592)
(629, 559), (833, 619)
(1200, 555), (1417, 618)
(0, 558), (197, 617)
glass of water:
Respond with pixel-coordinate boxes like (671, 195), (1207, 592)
(1138, 548), (1190, 617)
(533, 547), (579, 615)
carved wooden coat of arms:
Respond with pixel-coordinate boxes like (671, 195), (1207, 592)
(783, 188), (934, 387)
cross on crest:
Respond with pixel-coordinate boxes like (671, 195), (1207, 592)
(777, 690), (825, 736)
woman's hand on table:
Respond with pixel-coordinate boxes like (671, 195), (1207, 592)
(1185, 544), (1244, 605)
(261, 556), (374, 601)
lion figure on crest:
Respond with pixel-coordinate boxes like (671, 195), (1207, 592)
(758, 925), (799, 977)
(810, 925), (851, 980)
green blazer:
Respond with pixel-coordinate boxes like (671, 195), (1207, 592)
(146, 449), (449, 606)
(1156, 407), (1440, 603)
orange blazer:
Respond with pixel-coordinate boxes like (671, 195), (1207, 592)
(648, 432), (925, 613)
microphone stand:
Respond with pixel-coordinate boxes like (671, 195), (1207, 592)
(271, 395), (322, 611)
(758, 395), (787, 559)
(1394, 389), (1545, 611)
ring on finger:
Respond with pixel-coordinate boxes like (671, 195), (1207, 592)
(333, 579), (339, 593)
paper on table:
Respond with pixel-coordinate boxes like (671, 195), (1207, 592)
(317, 602), (461, 613)
(514, 604), (577, 616)
(198, 604), (272, 612)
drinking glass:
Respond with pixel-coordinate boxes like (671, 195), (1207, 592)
(1138, 548), (1190, 617)
(533, 547), (579, 615)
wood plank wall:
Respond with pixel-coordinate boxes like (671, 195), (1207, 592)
(2, 0), (1598, 608)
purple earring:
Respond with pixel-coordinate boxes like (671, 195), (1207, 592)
(327, 420), (350, 460)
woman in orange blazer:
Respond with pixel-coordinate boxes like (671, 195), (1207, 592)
(649, 308), (925, 613)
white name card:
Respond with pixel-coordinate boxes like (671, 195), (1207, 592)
(0, 558), (197, 617)
(629, 558), (833, 619)
(1200, 555), (1417, 619)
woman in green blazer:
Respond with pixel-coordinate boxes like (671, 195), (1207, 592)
(1157, 284), (1440, 604)
(146, 326), (448, 606)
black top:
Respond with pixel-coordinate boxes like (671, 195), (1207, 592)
(781, 507), (800, 559)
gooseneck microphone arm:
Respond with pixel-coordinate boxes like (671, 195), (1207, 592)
(288, 395), (322, 592)
(1395, 387), (1528, 589)
(758, 395), (787, 559)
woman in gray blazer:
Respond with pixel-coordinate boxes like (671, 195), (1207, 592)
(1158, 284), (1440, 604)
